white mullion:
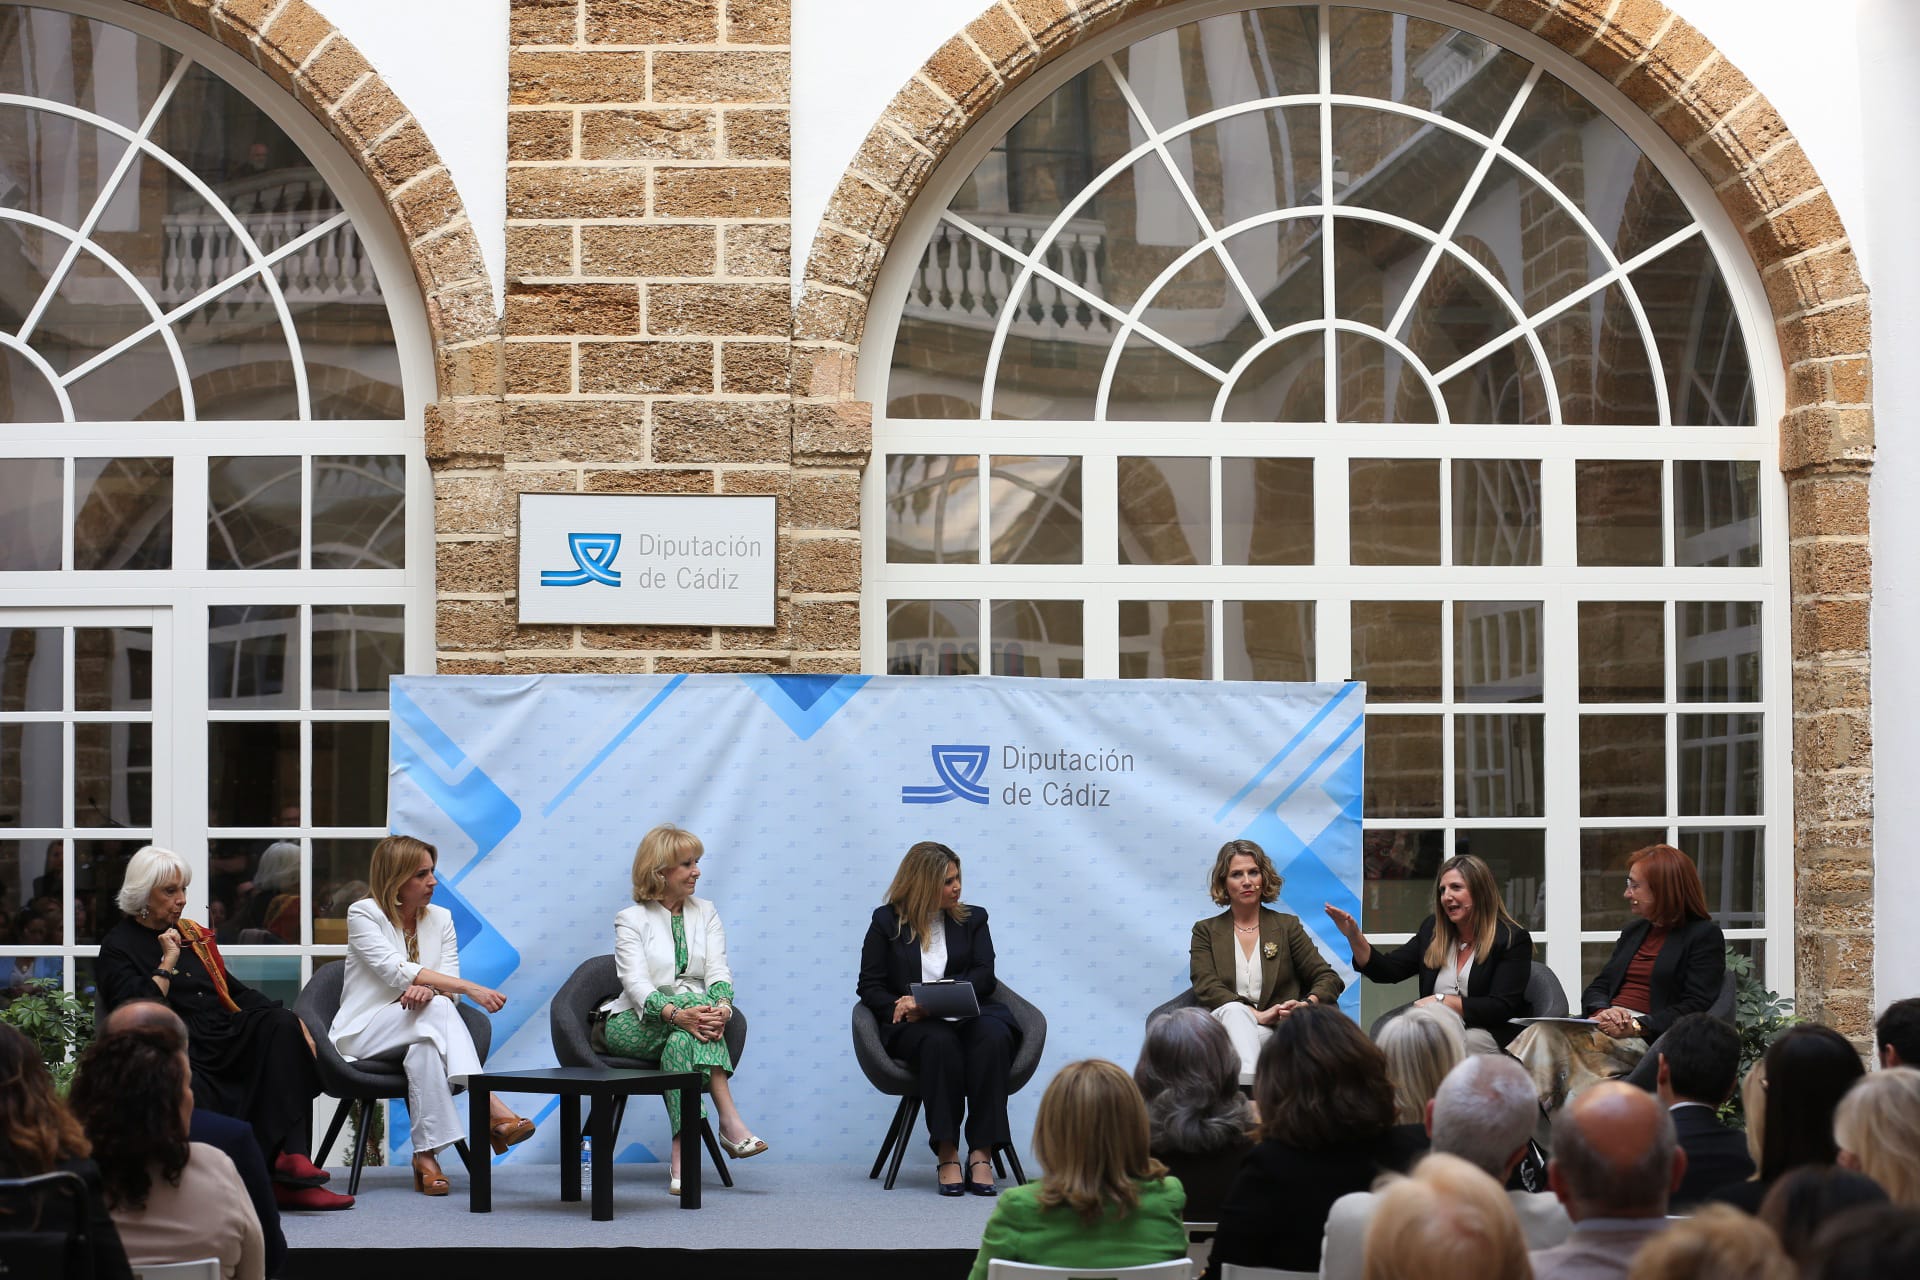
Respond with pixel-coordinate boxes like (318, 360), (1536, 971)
(1317, 12), (1336, 424)
(1440, 595), (1456, 823)
(977, 453), (991, 568)
(1439, 456), (1455, 568)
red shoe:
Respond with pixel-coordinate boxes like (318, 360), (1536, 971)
(275, 1183), (354, 1211)
(273, 1153), (330, 1186)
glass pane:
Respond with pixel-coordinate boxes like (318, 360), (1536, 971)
(1226, 219), (1323, 332)
(1454, 714), (1544, 818)
(1440, 338), (1550, 426)
(1581, 827), (1667, 930)
(1454, 601), (1542, 703)
(74, 839), (142, 943)
(0, 839), (58, 931)
(1451, 460), (1540, 566)
(0, 11), (183, 128)
(313, 837), (377, 946)
(1223, 458), (1312, 565)
(213, 838), (302, 944)
(1632, 237), (1753, 426)
(1332, 108), (1482, 231)
(1576, 460), (1662, 566)
(1454, 829), (1546, 932)
(0, 628), (62, 711)
(1105, 334), (1223, 423)
(888, 229), (1027, 420)
(1364, 715), (1442, 818)
(74, 627), (152, 712)
(1674, 460), (1760, 567)
(1329, 9), (1532, 134)
(208, 456), (302, 570)
(1340, 331), (1438, 424)
(73, 458), (171, 570)
(208, 721), (299, 827)
(886, 454), (979, 563)
(1361, 828), (1445, 933)
(0, 104), (104, 231)
(1224, 601), (1314, 682)
(274, 224), (403, 419)
(1118, 457), (1209, 565)
(0, 459), (62, 569)
(886, 599), (980, 675)
(2, 950), (62, 994)
(65, 332), (180, 422)
(73, 723), (150, 827)
(313, 605), (404, 710)
(1119, 600), (1209, 679)
(1678, 713), (1762, 816)
(312, 722), (387, 827)
(1580, 715), (1666, 817)
(1352, 601), (1441, 702)
(1396, 254), (1521, 383)
(991, 600), (1084, 678)
(989, 456), (1081, 565)
(1455, 159), (1600, 315)
(1349, 459), (1439, 565)
(207, 606), (299, 710)
(1678, 602), (1761, 703)
(223, 955), (300, 1006)
(1220, 331), (1326, 423)
(1680, 827), (1764, 931)
(1333, 219), (1424, 334)
(1116, 10), (1320, 124)
(0, 723), (61, 828)
(1578, 602), (1665, 702)
(313, 455), (406, 569)
(1535, 284), (1660, 425)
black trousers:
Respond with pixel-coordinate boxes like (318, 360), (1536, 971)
(889, 1015), (1015, 1154)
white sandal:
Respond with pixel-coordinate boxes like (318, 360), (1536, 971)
(718, 1133), (769, 1159)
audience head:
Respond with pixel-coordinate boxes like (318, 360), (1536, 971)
(102, 998), (189, 1049)
(1655, 1013), (1742, 1107)
(629, 824), (704, 905)
(1209, 839), (1281, 906)
(1134, 1007), (1252, 1155)
(1362, 1153), (1529, 1280)
(1031, 1059), (1167, 1224)
(1378, 1005), (1465, 1126)
(1878, 997), (1920, 1069)
(1833, 1066), (1920, 1206)
(114, 844), (192, 916)
(1255, 1003), (1394, 1151)
(0, 1022), (90, 1174)
(1548, 1080), (1683, 1220)
(1801, 1204), (1920, 1280)
(368, 834), (437, 926)
(1626, 1204), (1793, 1280)
(68, 1024), (193, 1210)
(881, 840), (966, 940)
(1624, 843), (1710, 928)
(1430, 1053), (1538, 1180)
(1758, 1165), (1889, 1265)
(1756, 1024), (1865, 1180)
(251, 840), (302, 893)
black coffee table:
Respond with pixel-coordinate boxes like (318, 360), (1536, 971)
(466, 1066), (703, 1219)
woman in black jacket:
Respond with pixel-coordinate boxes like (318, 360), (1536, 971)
(1324, 854), (1534, 1051)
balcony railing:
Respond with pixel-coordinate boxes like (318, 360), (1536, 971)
(905, 213), (1112, 343)
(158, 169), (380, 307)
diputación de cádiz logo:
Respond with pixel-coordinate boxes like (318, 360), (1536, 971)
(901, 745), (991, 805)
(541, 532), (622, 587)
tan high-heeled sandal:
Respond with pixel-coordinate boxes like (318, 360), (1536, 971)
(489, 1115), (536, 1155)
(412, 1152), (449, 1197)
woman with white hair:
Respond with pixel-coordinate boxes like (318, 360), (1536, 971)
(95, 845), (351, 1211)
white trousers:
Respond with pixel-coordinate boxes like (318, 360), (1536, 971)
(1212, 1003), (1272, 1076)
(344, 997), (484, 1155)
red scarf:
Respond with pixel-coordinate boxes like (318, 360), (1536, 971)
(176, 919), (240, 1012)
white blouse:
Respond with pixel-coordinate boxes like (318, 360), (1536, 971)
(1434, 940), (1475, 998)
(1234, 934), (1261, 1004)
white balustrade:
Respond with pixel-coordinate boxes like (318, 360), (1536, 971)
(158, 170), (381, 308)
(905, 213), (1112, 343)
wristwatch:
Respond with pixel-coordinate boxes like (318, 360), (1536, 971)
(154, 966), (179, 979)
(1630, 1017), (1645, 1036)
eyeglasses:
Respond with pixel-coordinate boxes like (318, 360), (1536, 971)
(1624, 877), (1644, 891)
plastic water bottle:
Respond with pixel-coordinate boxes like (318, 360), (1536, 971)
(580, 1135), (592, 1190)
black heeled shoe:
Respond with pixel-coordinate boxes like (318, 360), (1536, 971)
(966, 1158), (998, 1197)
(936, 1160), (966, 1197)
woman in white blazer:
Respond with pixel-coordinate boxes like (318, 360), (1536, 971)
(330, 835), (534, 1196)
(597, 823), (768, 1194)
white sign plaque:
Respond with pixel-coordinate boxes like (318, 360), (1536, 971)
(517, 494), (777, 626)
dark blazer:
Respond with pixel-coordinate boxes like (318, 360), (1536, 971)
(1190, 909), (1343, 1012)
(190, 1109), (285, 1278)
(1205, 1126), (1426, 1277)
(1357, 915), (1535, 1048)
(856, 904), (1018, 1045)
(1154, 1137), (1252, 1225)
(1669, 1102), (1755, 1210)
(1580, 915), (1726, 1038)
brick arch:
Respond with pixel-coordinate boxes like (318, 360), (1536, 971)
(804, 0), (1875, 1035)
(120, 0), (500, 414)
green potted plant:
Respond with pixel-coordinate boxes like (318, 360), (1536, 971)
(1721, 948), (1797, 1127)
(0, 980), (95, 1092)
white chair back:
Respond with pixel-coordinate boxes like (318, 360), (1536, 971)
(133, 1261), (221, 1280)
(1219, 1265), (1318, 1280)
(987, 1260), (1194, 1279)
(1184, 1221), (1218, 1271)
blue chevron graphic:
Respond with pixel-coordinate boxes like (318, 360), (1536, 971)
(390, 688), (522, 868)
(1215, 682), (1360, 822)
(543, 675), (687, 817)
(741, 674), (871, 740)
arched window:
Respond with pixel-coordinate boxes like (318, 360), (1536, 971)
(866, 2), (1783, 1011)
(0, 3), (431, 1002)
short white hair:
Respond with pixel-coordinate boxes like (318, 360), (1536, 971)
(115, 845), (193, 915)
(1431, 1054), (1539, 1178)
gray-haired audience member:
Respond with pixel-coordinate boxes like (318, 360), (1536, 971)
(1133, 1007), (1254, 1223)
(1320, 1054), (1571, 1280)
(1529, 1080), (1683, 1280)
(1652, 1013), (1753, 1208)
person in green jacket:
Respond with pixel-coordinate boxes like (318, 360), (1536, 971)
(968, 1059), (1189, 1280)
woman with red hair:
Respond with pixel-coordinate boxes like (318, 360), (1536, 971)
(1511, 844), (1725, 1110)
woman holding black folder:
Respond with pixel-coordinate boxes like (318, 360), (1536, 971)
(857, 841), (1020, 1197)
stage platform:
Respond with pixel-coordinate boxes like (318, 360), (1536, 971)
(281, 1160), (997, 1280)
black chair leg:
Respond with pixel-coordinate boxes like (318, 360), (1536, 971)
(991, 1150), (1006, 1178)
(347, 1100), (371, 1197)
(882, 1098), (920, 1191)
(999, 1142), (1027, 1186)
(450, 1139), (473, 1173)
(869, 1097), (910, 1180)
(315, 1098), (352, 1168)
(699, 1118), (733, 1188)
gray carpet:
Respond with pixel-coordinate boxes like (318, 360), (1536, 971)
(281, 1161), (1001, 1251)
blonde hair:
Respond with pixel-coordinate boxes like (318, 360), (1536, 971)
(882, 841), (968, 946)
(1031, 1059), (1168, 1225)
(1421, 854), (1527, 971)
(1363, 1153), (1529, 1280)
(369, 835), (437, 953)
(1627, 1204), (1794, 1280)
(630, 824), (703, 903)
(1834, 1068), (1920, 1207)
(1379, 1005), (1466, 1126)
(1208, 839), (1281, 907)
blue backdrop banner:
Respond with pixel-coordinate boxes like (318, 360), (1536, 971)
(386, 674), (1365, 1167)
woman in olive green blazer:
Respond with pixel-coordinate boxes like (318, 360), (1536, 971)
(1190, 839), (1345, 1074)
